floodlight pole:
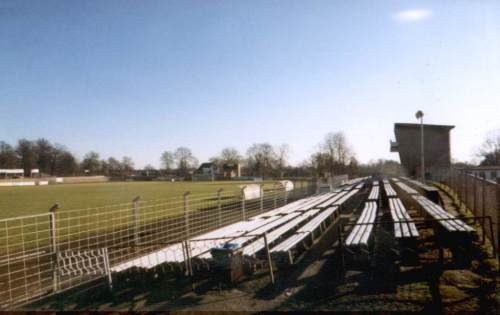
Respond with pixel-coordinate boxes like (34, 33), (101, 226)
(416, 110), (425, 183)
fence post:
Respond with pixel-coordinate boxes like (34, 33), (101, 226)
(273, 184), (277, 209)
(496, 178), (500, 265)
(132, 196), (140, 248)
(263, 233), (275, 285)
(49, 204), (59, 293)
(284, 183), (288, 205)
(241, 186), (246, 221)
(260, 184), (264, 212)
(482, 177), (486, 243)
(464, 174), (469, 211)
(473, 176), (477, 221)
(184, 192), (191, 239)
(217, 188), (223, 227)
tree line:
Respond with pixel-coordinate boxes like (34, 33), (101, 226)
(0, 139), (135, 177)
(0, 131), (411, 178)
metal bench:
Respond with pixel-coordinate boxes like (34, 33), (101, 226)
(383, 181), (397, 198)
(333, 189), (360, 206)
(401, 177), (440, 203)
(412, 195), (474, 233)
(389, 198), (418, 238)
(367, 186), (379, 201)
(271, 207), (338, 264)
(394, 181), (419, 195)
(315, 190), (348, 209)
(241, 209), (320, 256)
(345, 201), (377, 247)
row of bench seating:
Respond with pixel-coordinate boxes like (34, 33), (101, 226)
(412, 195), (474, 233)
(269, 185), (364, 264)
(394, 181), (419, 195)
(393, 178), (474, 234)
(383, 179), (397, 197)
(345, 201), (377, 247)
(113, 180), (368, 272)
(389, 198), (419, 239)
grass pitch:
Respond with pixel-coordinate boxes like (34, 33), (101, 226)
(0, 180), (278, 219)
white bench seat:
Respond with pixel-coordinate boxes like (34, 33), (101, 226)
(345, 202), (377, 247)
(271, 206), (338, 253)
(333, 189), (360, 206)
(389, 198), (419, 238)
(367, 186), (379, 201)
(242, 209), (320, 256)
(316, 191), (348, 208)
(384, 182), (397, 198)
(412, 195), (474, 233)
(297, 193), (336, 210)
(402, 177), (439, 192)
(394, 181), (419, 195)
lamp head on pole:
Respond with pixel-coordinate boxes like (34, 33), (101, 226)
(415, 110), (424, 120)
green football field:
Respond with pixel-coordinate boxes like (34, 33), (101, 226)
(0, 180), (283, 219)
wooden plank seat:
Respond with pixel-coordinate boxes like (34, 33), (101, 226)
(297, 192), (337, 210)
(383, 182), (397, 198)
(333, 189), (360, 207)
(271, 207), (338, 264)
(241, 209), (320, 257)
(249, 195), (319, 220)
(412, 195), (474, 233)
(111, 211), (293, 272)
(394, 181), (419, 195)
(355, 182), (365, 190)
(345, 201), (377, 247)
(316, 190), (348, 209)
(367, 186), (379, 201)
(213, 211), (303, 251)
(110, 217), (272, 272)
(401, 177), (440, 203)
(389, 198), (419, 238)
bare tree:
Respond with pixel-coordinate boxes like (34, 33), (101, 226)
(81, 151), (100, 175)
(210, 147), (241, 167)
(246, 143), (277, 177)
(174, 147), (198, 176)
(276, 144), (290, 178)
(0, 141), (19, 169)
(120, 156), (134, 176)
(160, 151), (175, 172)
(220, 147), (241, 164)
(35, 138), (54, 175)
(478, 130), (500, 166)
(107, 157), (121, 176)
(16, 139), (37, 176)
(322, 131), (352, 176)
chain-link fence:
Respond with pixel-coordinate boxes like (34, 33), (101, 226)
(0, 180), (314, 309)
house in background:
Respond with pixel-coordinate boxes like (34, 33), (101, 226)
(192, 162), (218, 181)
(192, 162), (241, 181)
(461, 166), (500, 181)
(222, 163), (241, 178)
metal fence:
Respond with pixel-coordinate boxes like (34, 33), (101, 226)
(0, 180), (314, 309)
(437, 169), (499, 264)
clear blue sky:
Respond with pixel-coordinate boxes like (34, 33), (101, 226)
(1, 1), (499, 168)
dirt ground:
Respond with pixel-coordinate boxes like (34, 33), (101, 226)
(26, 187), (499, 313)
